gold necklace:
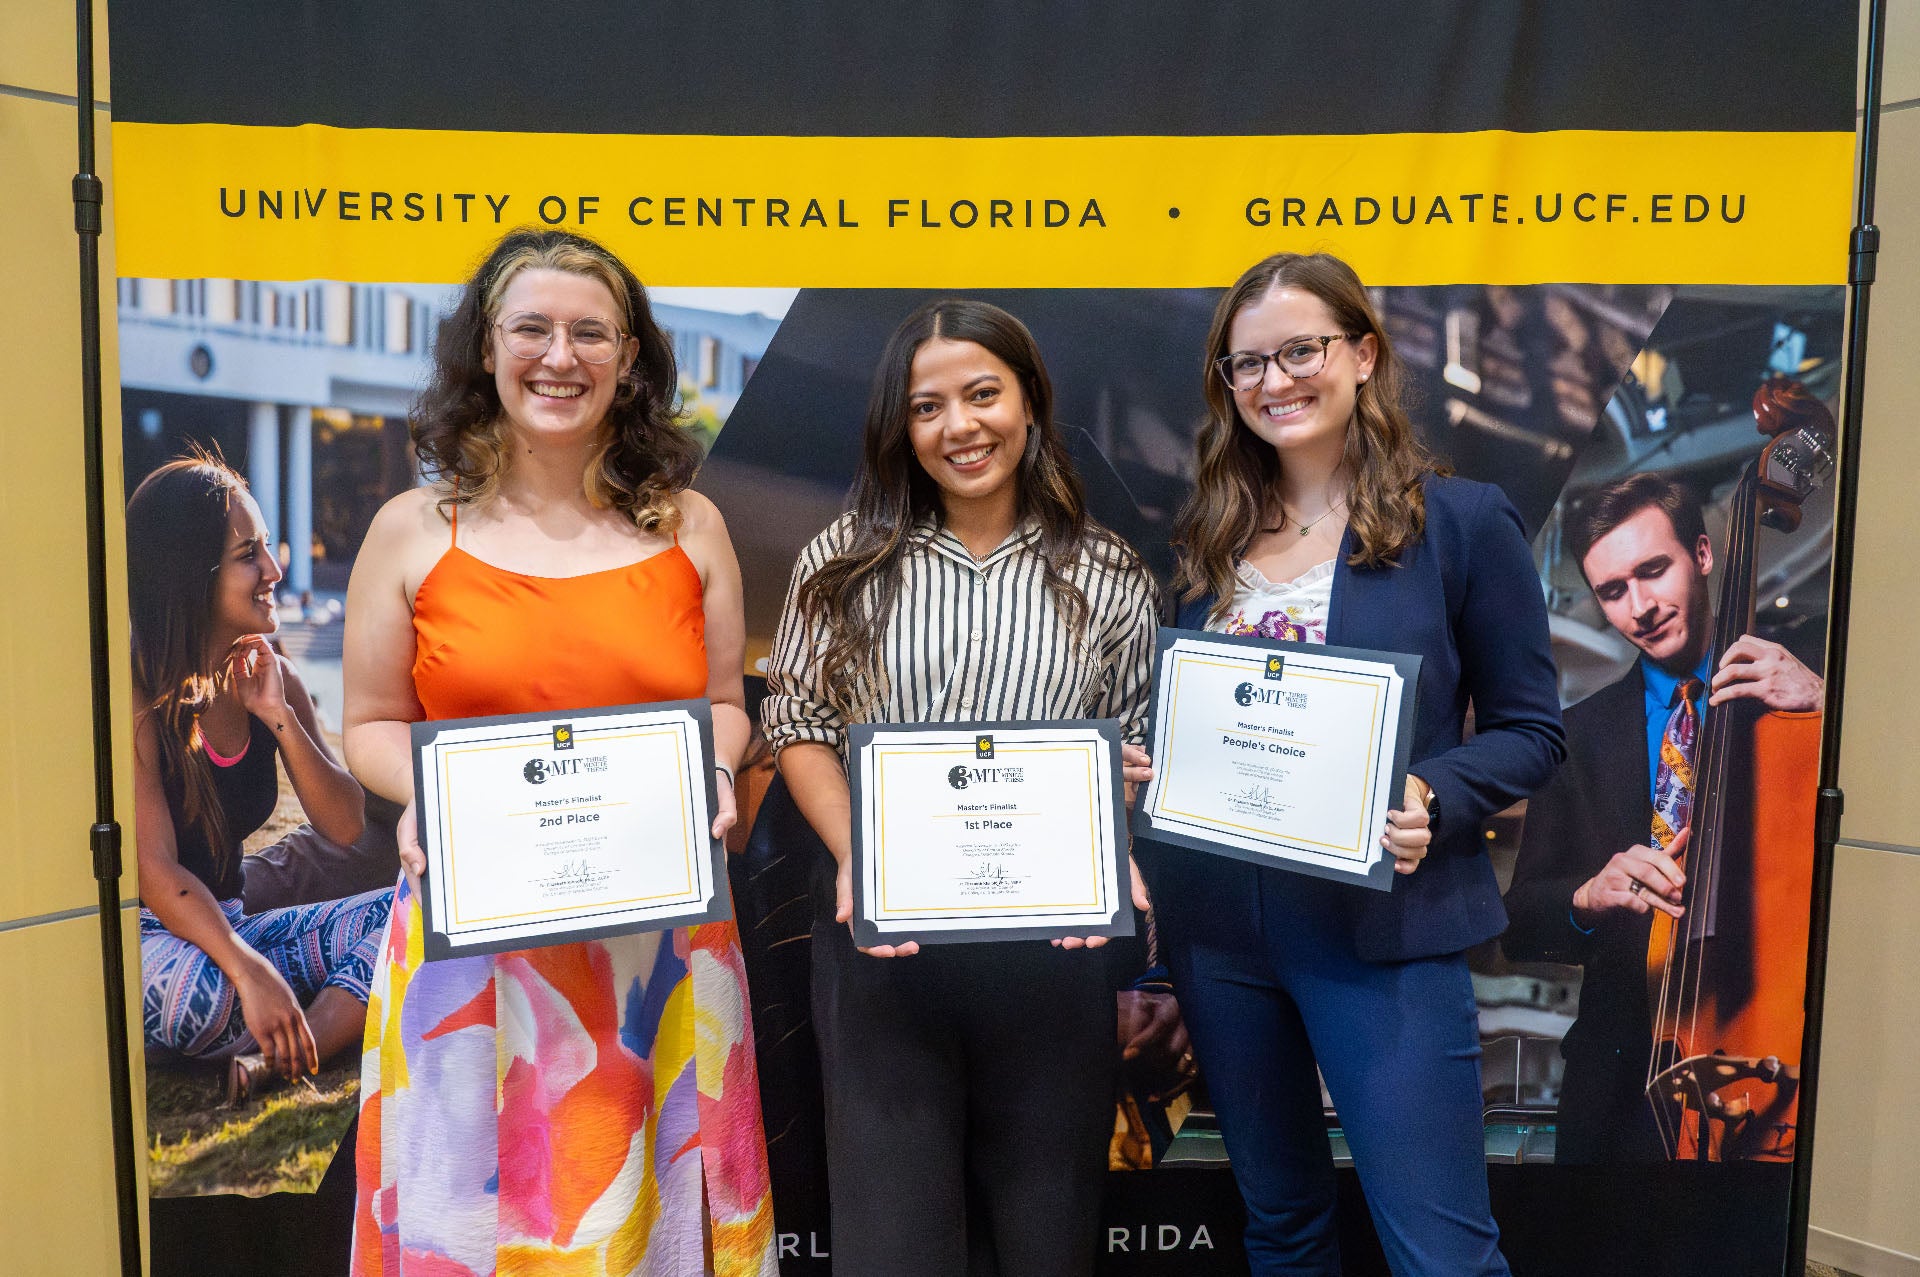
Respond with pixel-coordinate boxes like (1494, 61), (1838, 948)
(1261, 496), (1348, 538)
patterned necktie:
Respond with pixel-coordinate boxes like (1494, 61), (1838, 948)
(1651, 678), (1704, 852)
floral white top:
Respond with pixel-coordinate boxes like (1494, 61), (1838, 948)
(1216, 557), (1334, 645)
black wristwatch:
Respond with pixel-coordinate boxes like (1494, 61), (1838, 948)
(1422, 783), (1441, 834)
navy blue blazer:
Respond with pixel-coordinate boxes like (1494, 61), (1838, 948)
(1139, 475), (1566, 963)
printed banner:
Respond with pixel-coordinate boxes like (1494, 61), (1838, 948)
(114, 125), (1848, 286)
(109, 3), (1856, 1274)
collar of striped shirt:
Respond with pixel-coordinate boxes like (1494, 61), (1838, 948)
(908, 513), (1043, 570)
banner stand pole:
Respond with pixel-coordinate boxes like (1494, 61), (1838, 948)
(1785, 1), (1885, 1271)
(71, 0), (145, 1271)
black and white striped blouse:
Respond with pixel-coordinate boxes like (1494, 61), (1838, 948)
(761, 513), (1160, 756)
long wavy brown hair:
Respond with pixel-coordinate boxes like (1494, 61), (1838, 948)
(127, 451), (249, 875)
(1173, 252), (1445, 622)
(412, 228), (700, 533)
(796, 298), (1139, 718)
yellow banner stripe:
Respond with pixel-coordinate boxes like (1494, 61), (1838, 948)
(109, 124), (1853, 286)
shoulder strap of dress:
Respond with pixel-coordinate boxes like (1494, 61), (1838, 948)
(449, 483), (459, 546)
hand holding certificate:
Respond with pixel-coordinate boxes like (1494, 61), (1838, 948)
(848, 721), (1132, 946)
(410, 700), (731, 960)
(1132, 630), (1421, 891)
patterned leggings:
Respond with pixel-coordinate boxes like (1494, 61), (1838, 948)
(141, 887), (394, 1060)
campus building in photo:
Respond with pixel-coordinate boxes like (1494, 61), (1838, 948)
(116, 277), (779, 594)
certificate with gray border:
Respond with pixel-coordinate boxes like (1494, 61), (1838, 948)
(848, 720), (1132, 946)
(1132, 629), (1421, 892)
(410, 699), (729, 960)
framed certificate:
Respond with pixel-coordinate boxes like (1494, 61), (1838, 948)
(848, 720), (1132, 946)
(410, 700), (730, 960)
(1132, 629), (1421, 891)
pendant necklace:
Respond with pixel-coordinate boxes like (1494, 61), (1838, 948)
(1262, 496), (1347, 538)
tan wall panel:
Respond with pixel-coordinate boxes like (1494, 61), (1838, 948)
(1876, 0), (1920, 105)
(0, 909), (147, 1274)
(1815, 18), (1920, 1258)
(1836, 104), (1920, 850)
(0, 0), (110, 101)
(0, 90), (130, 927)
(1810, 843), (1920, 1259)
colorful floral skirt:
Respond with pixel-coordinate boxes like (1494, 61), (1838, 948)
(351, 877), (776, 1276)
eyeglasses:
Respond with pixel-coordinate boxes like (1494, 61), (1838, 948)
(494, 311), (627, 364)
(1214, 335), (1353, 391)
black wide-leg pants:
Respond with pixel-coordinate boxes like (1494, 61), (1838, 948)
(809, 858), (1118, 1277)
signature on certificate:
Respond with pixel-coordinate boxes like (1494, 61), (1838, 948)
(1226, 784), (1288, 818)
(538, 857), (614, 895)
(957, 860), (1026, 894)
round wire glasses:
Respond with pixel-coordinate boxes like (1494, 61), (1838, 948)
(494, 311), (627, 364)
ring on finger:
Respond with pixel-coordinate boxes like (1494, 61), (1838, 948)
(1628, 879), (1644, 896)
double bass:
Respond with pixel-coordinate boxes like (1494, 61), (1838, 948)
(1642, 375), (1835, 1162)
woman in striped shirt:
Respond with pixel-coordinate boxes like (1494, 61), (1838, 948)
(761, 298), (1158, 1277)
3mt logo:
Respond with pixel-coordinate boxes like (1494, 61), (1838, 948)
(1235, 681), (1295, 708)
(523, 755), (604, 784)
(948, 762), (1026, 790)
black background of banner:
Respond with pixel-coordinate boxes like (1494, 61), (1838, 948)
(117, 3), (1858, 1272)
(111, 0), (1852, 134)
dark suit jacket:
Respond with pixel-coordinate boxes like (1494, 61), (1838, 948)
(1502, 664), (1665, 1161)
(1140, 475), (1566, 964)
(1505, 653), (1794, 1166)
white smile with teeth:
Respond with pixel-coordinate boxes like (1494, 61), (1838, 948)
(531, 382), (585, 398)
(948, 445), (996, 465)
(1264, 398), (1310, 418)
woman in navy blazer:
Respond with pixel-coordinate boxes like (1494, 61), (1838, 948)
(1136, 252), (1564, 1276)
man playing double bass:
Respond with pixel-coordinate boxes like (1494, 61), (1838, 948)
(1503, 472), (1822, 1165)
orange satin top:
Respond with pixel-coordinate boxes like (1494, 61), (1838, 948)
(412, 505), (707, 721)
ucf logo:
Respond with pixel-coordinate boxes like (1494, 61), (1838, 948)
(975, 734), (995, 759)
(552, 724), (574, 751)
(1263, 654), (1285, 681)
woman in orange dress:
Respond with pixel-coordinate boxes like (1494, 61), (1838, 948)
(341, 228), (776, 1276)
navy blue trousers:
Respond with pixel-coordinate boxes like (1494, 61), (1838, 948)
(1160, 871), (1508, 1277)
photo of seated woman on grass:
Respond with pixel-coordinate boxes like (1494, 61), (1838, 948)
(128, 450), (395, 1196)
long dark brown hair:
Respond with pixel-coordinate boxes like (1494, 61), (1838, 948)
(412, 227), (701, 532)
(1173, 252), (1445, 621)
(796, 298), (1137, 718)
(126, 451), (248, 873)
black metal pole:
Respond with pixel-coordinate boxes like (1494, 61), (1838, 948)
(72, 0), (145, 1272)
(1785, 0), (1885, 1271)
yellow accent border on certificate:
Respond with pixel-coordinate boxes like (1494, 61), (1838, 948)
(504, 801), (632, 818)
(439, 726), (700, 928)
(1156, 650), (1385, 860)
(873, 741), (1107, 916)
